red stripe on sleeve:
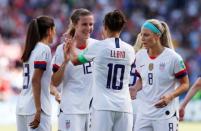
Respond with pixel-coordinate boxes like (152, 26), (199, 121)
(34, 61), (47, 65)
(53, 64), (60, 69)
(175, 69), (187, 78)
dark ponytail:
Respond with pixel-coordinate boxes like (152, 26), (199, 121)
(21, 16), (54, 62)
(21, 19), (40, 62)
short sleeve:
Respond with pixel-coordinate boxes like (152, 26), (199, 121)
(129, 47), (135, 64)
(134, 51), (143, 78)
(52, 44), (64, 72)
(173, 54), (187, 79)
(34, 46), (51, 70)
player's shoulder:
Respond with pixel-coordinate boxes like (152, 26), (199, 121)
(121, 40), (132, 48)
(87, 38), (100, 45)
(121, 40), (135, 54)
(136, 49), (147, 57)
(34, 42), (51, 53)
(164, 48), (182, 59)
(56, 43), (65, 52)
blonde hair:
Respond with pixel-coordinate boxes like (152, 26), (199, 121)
(146, 19), (174, 49)
(66, 8), (92, 37)
(133, 33), (143, 53)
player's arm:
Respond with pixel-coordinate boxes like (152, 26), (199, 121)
(170, 75), (189, 100)
(180, 77), (201, 108)
(155, 75), (189, 108)
(70, 47), (89, 65)
(30, 68), (44, 128)
(130, 78), (142, 100)
(155, 57), (189, 108)
(179, 77), (201, 120)
(51, 61), (68, 87)
(32, 68), (44, 112)
(129, 55), (142, 99)
(51, 44), (70, 87)
(50, 84), (61, 103)
(66, 38), (97, 65)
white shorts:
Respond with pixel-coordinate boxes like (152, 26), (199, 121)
(58, 112), (88, 131)
(134, 115), (178, 131)
(132, 114), (137, 131)
(132, 99), (139, 131)
(90, 109), (133, 131)
(16, 111), (51, 131)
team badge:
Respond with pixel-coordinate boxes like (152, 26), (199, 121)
(179, 60), (185, 70)
(65, 120), (70, 129)
(149, 63), (154, 71)
(159, 62), (165, 71)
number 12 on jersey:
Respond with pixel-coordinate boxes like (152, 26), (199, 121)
(106, 63), (125, 90)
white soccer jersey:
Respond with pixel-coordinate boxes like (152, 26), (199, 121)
(16, 42), (52, 116)
(135, 48), (187, 119)
(52, 38), (98, 114)
(129, 62), (140, 115)
(81, 37), (135, 113)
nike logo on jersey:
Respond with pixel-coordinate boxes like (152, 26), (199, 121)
(140, 65), (145, 67)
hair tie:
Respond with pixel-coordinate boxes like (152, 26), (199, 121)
(143, 21), (161, 35)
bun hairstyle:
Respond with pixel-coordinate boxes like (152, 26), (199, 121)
(103, 10), (127, 32)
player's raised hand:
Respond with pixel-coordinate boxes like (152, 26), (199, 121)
(63, 35), (73, 63)
(29, 111), (41, 129)
(154, 95), (173, 108)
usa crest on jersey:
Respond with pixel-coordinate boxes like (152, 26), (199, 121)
(148, 63), (154, 71)
(159, 62), (165, 71)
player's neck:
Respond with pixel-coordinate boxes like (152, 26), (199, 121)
(40, 37), (50, 45)
(106, 31), (120, 38)
(73, 36), (87, 49)
(148, 45), (164, 57)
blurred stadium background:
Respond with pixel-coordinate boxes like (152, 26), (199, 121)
(0, 0), (201, 130)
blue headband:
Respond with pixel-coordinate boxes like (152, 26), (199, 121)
(143, 21), (161, 35)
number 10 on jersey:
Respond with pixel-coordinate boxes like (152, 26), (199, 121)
(106, 63), (125, 90)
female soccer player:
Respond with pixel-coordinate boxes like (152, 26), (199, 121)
(68, 9), (135, 131)
(16, 16), (55, 131)
(132, 19), (189, 131)
(179, 77), (201, 121)
(51, 8), (98, 131)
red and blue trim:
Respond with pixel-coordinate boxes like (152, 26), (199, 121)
(175, 69), (187, 79)
(34, 61), (47, 70)
(52, 64), (60, 73)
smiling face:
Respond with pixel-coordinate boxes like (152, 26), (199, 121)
(140, 28), (160, 49)
(74, 15), (94, 40)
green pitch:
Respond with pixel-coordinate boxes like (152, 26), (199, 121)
(0, 122), (201, 131)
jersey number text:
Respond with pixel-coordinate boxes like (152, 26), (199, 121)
(23, 64), (30, 89)
(106, 63), (125, 90)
